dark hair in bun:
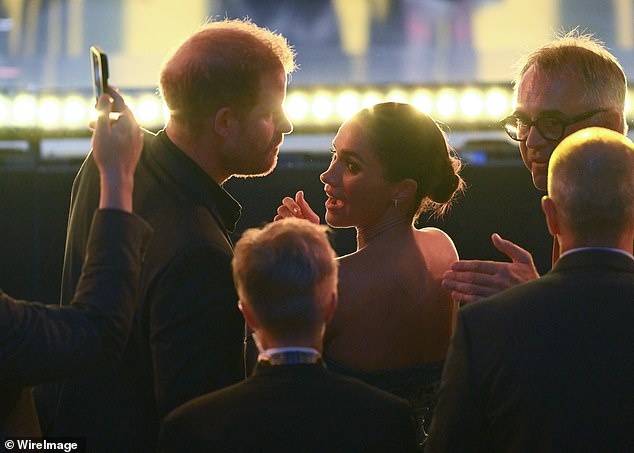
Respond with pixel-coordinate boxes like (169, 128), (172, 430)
(351, 102), (465, 221)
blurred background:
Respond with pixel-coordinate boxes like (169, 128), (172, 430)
(1, 0), (633, 303)
(2, 0), (634, 88)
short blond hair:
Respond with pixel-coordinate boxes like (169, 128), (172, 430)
(232, 218), (337, 339)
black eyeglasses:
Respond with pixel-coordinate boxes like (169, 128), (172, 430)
(501, 108), (608, 142)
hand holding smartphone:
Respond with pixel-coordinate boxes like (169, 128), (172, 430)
(90, 45), (109, 103)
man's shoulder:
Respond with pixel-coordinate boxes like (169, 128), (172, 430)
(159, 366), (417, 451)
(456, 258), (634, 345)
(159, 378), (253, 443)
(167, 365), (411, 418)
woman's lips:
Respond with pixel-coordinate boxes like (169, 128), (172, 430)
(325, 196), (344, 209)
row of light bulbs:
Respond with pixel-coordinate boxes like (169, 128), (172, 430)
(1, 85), (632, 133)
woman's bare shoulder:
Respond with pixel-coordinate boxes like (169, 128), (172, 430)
(414, 227), (459, 273)
(416, 227), (457, 253)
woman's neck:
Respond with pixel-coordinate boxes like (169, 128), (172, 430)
(356, 215), (411, 249)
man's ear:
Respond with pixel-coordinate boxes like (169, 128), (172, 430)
(214, 107), (237, 137)
(603, 108), (625, 133)
(541, 196), (560, 237)
(323, 292), (338, 324)
(238, 299), (259, 330)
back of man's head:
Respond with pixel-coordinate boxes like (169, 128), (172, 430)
(548, 127), (634, 246)
(160, 18), (296, 136)
(514, 30), (628, 133)
(232, 218), (338, 343)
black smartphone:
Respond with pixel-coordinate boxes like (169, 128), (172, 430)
(90, 45), (109, 102)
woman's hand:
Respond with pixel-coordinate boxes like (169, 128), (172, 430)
(274, 190), (320, 224)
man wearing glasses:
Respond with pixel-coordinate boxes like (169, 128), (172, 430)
(442, 30), (628, 304)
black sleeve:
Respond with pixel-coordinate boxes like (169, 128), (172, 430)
(0, 209), (152, 387)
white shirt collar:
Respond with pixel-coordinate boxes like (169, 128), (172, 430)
(258, 347), (320, 362)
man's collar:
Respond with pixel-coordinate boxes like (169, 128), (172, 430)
(155, 130), (242, 232)
(560, 246), (634, 261)
(258, 347), (322, 366)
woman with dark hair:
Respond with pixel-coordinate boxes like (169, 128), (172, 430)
(275, 102), (464, 445)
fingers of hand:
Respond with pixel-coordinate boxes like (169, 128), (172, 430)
(442, 279), (499, 300)
(95, 94), (112, 128)
(113, 112), (141, 140)
(295, 190), (321, 223)
(450, 291), (484, 305)
(296, 190), (312, 211)
(443, 260), (522, 298)
(491, 233), (533, 264)
(276, 205), (295, 219)
(445, 258), (539, 296)
(450, 260), (501, 274)
(108, 88), (126, 112)
(281, 197), (302, 216)
(444, 269), (492, 285)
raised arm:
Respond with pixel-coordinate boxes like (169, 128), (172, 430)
(0, 90), (150, 386)
(93, 90), (143, 212)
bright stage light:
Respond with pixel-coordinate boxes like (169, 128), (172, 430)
(335, 90), (361, 121)
(13, 94), (39, 126)
(460, 89), (484, 119)
(411, 89), (433, 114)
(311, 91), (334, 122)
(136, 95), (163, 126)
(385, 88), (408, 104)
(62, 95), (90, 127)
(286, 92), (310, 123)
(436, 89), (458, 119)
(38, 97), (63, 128)
(360, 90), (382, 109)
(6, 83), (634, 134)
(484, 88), (511, 119)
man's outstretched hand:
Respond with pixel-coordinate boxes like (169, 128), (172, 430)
(442, 233), (540, 304)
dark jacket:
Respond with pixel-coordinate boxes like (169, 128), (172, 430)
(35, 130), (245, 452)
(159, 361), (420, 453)
(1, 209), (151, 438)
(427, 249), (634, 453)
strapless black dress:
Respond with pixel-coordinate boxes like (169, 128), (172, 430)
(324, 357), (443, 448)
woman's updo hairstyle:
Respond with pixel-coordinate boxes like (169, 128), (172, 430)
(351, 102), (464, 221)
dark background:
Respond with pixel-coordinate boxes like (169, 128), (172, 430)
(0, 151), (551, 305)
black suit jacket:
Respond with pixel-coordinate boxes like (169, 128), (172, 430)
(0, 209), (151, 438)
(158, 361), (419, 452)
(427, 249), (634, 453)
(35, 130), (245, 452)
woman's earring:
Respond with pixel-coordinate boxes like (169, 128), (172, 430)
(393, 199), (398, 209)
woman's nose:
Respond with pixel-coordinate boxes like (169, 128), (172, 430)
(320, 162), (336, 185)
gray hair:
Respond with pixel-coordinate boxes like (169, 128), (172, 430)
(514, 30), (628, 133)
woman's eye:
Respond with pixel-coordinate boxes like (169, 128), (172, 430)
(346, 162), (359, 173)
